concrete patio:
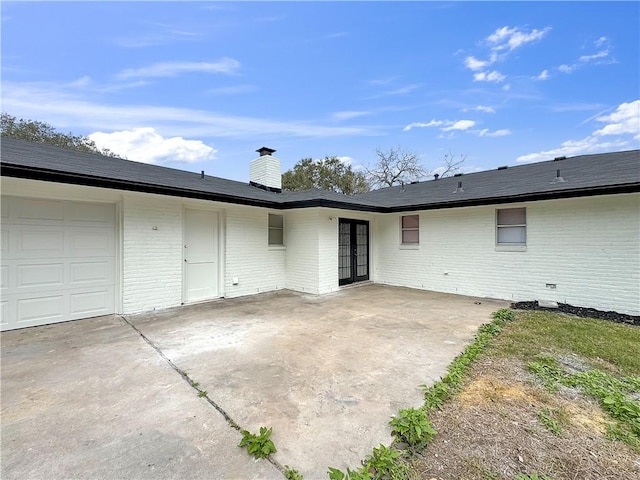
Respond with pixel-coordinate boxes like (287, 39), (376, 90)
(1, 284), (508, 479)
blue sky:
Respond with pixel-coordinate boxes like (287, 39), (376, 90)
(2, 1), (638, 182)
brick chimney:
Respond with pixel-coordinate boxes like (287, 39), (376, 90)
(250, 147), (281, 192)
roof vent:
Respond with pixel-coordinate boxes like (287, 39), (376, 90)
(497, 165), (508, 170)
(551, 168), (566, 184)
(553, 156), (566, 161)
(452, 180), (464, 193)
(454, 173), (463, 177)
(410, 181), (419, 185)
(434, 173), (440, 180)
(200, 170), (205, 179)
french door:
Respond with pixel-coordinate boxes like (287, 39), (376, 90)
(338, 219), (369, 286)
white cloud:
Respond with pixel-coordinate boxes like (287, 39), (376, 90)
(464, 105), (495, 114)
(476, 128), (512, 137)
(2, 81), (375, 139)
(487, 26), (551, 52)
(442, 120), (476, 131)
(116, 58), (240, 80)
(558, 38), (613, 74)
(535, 69), (550, 81)
(464, 56), (489, 71)
(332, 110), (371, 121)
(473, 70), (506, 83)
(517, 100), (639, 162)
(403, 120), (444, 131)
(336, 156), (353, 165)
(89, 127), (217, 165)
(593, 100), (640, 138)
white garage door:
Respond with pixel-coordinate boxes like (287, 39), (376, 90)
(1, 196), (116, 331)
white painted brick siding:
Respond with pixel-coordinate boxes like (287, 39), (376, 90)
(373, 194), (640, 315)
(224, 205), (286, 297)
(122, 195), (183, 313)
(285, 209), (321, 293)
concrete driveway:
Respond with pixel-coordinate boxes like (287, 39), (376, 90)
(1, 284), (507, 479)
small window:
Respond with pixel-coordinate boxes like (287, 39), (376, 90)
(401, 215), (419, 244)
(268, 214), (284, 246)
(496, 208), (526, 245)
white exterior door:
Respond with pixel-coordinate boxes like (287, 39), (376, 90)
(184, 209), (219, 303)
(1, 196), (116, 331)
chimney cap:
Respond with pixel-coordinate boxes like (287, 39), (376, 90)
(256, 147), (276, 156)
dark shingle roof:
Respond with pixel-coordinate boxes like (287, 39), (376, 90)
(1, 137), (638, 212)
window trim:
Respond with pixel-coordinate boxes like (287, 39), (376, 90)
(400, 214), (420, 245)
(496, 207), (526, 248)
(268, 213), (284, 246)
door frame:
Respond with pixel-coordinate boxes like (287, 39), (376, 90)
(338, 218), (370, 286)
(182, 207), (222, 304)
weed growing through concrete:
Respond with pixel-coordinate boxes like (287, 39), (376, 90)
(284, 465), (304, 480)
(197, 391), (207, 398)
(238, 426), (277, 459)
(389, 407), (436, 449)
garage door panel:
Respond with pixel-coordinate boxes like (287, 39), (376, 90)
(70, 260), (113, 285)
(18, 263), (65, 288)
(1, 200), (8, 218)
(0, 300), (9, 328)
(17, 198), (65, 222)
(70, 287), (114, 317)
(1, 229), (8, 254)
(17, 229), (65, 256)
(17, 295), (65, 324)
(69, 202), (116, 224)
(70, 230), (113, 256)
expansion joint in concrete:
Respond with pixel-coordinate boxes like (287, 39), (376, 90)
(118, 315), (288, 476)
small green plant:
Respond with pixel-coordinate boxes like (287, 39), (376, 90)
(191, 381), (200, 388)
(238, 426), (277, 459)
(197, 390), (207, 397)
(536, 407), (563, 435)
(389, 407), (437, 449)
(327, 467), (372, 480)
(514, 473), (553, 480)
(492, 308), (515, 323)
(527, 355), (564, 392)
(284, 465), (304, 480)
(363, 444), (407, 479)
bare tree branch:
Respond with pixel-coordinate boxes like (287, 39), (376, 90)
(365, 147), (427, 189)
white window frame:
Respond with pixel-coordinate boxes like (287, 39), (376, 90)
(496, 207), (526, 250)
(268, 213), (284, 247)
(400, 214), (420, 247)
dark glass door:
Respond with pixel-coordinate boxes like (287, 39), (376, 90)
(338, 219), (369, 286)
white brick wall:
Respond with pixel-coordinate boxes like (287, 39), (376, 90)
(373, 194), (640, 315)
(285, 209), (321, 293)
(122, 195), (183, 313)
(224, 205), (286, 297)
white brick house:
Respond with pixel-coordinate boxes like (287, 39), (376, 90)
(1, 138), (638, 330)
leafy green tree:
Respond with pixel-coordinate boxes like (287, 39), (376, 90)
(282, 156), (370, 195)
(0, 113), (119, 157)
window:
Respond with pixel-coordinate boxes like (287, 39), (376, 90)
(268, 214), (284, 246)
(496, 208), (526, 245)
(401, 215), (419, 244)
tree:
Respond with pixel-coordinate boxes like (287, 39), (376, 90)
(366, 146), (465, 188)
(282, 156), (370, 195)
(0, 113), (119, 157)
(365, 147), (427, 189)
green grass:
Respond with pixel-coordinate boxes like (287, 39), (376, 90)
(489, 311), (640, 375)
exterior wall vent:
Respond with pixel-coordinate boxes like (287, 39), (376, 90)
(250, 147), (282, 192)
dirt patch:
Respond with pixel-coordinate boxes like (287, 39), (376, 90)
(412, 357), (640, 480)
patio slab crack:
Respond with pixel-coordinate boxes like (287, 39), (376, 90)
(119, 315), (288, 476)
